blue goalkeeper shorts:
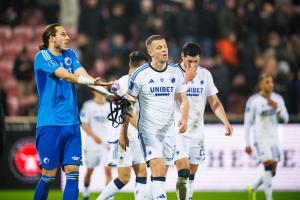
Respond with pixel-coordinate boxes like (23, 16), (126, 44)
(36, 125), (82, 170)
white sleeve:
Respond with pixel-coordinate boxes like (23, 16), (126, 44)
(244, 97), (255, 146)
(115, 75), (129, 96)
(128, 74), (141, 97)
(80, 102), (90, 123)
(276, 95), (289, 123)
(175, 67), (187, 93)
(206, 71), (218, 96)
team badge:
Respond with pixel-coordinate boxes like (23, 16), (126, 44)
(64, 57), (72, 65)
(170, 77), (176, 83)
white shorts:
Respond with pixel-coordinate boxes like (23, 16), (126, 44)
(117, 139), (146, 167)
(139, 132), (176, 165)
(174, 136), (205, 165)
(254, 140), (280, 163)
(84, 143), (118, 168)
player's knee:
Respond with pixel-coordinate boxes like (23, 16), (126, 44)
(137, 166), (147, 177)
(178, 169), (190, 178)
(119, 172), (131, 184)
(42, 168), (57, 177)
(64, 165), (79, 173)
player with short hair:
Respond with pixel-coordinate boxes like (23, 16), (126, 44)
(33, 23), (111, 200)
(80, 91), (119, 200)
(245, 74), (289, 200)
(120, 35), (189, 200)
(175, 43), (233, 200)
(96, 51), (150, 200)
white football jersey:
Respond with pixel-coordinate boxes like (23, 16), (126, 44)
(117, 74), (139, 141)
(176, 65), (218, 139)
(244, 92), (289, 145)
(80, 100), (119, 151)
(128, 63), (187, 135)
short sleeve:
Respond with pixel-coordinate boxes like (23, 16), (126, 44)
(128, 72), (141, 97)
(34, 50), (60, 75)
(117, 75), (130, 95)
(244, 96), (255, 126)
(175, 67), (187, 93)
(206, 71), (218, 96)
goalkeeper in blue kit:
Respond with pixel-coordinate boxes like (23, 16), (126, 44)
(33, 23), (111, 200)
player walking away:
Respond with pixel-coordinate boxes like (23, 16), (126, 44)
(33, 23), (112, 200)
(175, 43), (233, 200)
(96, 51), (150, 200)
(80, 91), (120, 200)
(244, 74), (289, 200)
(120, 35), (189, 200)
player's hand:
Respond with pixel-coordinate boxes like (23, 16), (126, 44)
(119, 134), (129, 151)
(184, 66), (197, 83)
(94, 77), (113, 86)
(224, 124), (233, 136)
(245, 146), (252, 155)
(178, 118), (188, 133)
(267, 98), (278, 110)
(93, 135), (102, 144)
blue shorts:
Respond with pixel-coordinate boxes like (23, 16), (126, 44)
(36, 125), (82, 170)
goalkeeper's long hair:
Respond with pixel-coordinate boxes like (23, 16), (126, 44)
(39, 23), (61, 50)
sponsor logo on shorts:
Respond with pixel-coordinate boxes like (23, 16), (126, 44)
(43, 157), (49, 164)
(72, 156), (80, 161)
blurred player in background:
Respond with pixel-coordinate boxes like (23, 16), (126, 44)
(176, 43), (233, 200)
(244, 74), (289, 200)
(80, 91), (119, 200)
(97, 51), (150, 200)
(33, 23), (111, 200)
(120, 35), (189, 200)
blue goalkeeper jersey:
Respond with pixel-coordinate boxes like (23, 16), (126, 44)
(34, 48), (82, 128)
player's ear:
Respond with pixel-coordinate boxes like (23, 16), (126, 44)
(147, 49), (153, 57)
(181, 53), (185, 60)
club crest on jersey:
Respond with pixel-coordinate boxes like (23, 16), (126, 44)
(200, 80), (204, 85)
(64, 57), (72, 66)
(160, 78), (164, 82)
(170, 77), (176, 83)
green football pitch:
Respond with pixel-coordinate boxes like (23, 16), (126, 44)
(0, 190), (299, 200)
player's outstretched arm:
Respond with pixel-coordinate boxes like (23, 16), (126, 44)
(208, 94), (233, 136)
(176, 92), (189, 133)
(53, 66), (113, 86)
(74, 67), (113, 86)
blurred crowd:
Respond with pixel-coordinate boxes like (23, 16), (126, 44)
(0, 0), (299, 116)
